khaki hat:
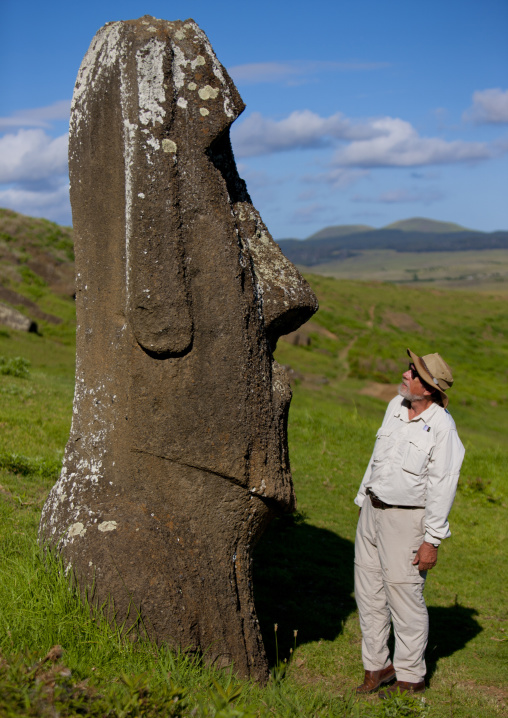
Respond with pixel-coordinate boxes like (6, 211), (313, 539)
(407, 348), (454, 408)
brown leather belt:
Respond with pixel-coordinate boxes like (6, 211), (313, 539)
(366, 488), (424, 510)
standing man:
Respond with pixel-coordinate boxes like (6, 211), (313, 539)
(354, 348), (465, 697)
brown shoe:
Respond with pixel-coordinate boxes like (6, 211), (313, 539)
(356, 664), (396, 694)
(379, 680), (425, 699)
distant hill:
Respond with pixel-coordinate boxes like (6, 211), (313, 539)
(384, 217), (470, 234)
(277, 217), (508, 267)
(308, 224), (373, 240)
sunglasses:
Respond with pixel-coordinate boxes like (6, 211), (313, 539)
(408, 363), (421, 380)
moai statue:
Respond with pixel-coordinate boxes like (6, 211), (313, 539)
(40, 16), (318, 682)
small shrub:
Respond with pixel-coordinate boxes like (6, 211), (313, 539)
(18, 266), (48, 288)
(0, 451), (61, 479)
(0, 356), (31, 378)
(458, 476), (500, 504)
(0, 383), (35, 399)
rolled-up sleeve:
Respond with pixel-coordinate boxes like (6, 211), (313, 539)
(424, 428), (465, 544)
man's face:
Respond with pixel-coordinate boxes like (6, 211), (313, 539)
(398, 363), (431, 402)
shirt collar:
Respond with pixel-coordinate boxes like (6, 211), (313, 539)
(393, 396), (440, 423)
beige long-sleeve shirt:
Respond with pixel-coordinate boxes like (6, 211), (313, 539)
(355, 395), (465, 544)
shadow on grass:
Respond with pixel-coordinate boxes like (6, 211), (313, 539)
(253, 513), (356, 665)
(426, 602), (482, 680)
(253, 514), (482, 674)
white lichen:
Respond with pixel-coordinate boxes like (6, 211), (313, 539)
(136, 38), (166, 127)
(162, 139), (177, 153)
(191, 55), (206, 68)
(68, 522), (87, 538)
(172, 44), (188, 89)
(98, 521), (118, 532)
(198, 85), (219, 100)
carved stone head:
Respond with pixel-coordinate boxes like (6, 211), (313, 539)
(40, 17), (318, 682)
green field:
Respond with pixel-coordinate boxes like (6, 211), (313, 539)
(306, 249), (508, 293)
(0, 266), (507, 716)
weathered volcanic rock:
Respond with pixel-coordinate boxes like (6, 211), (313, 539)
(0, 302), (37, 332)
(39, 16), (318, 682)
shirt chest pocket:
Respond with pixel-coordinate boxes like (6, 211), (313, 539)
(402, 438), (432, 476)
(372, 429), (393, 463)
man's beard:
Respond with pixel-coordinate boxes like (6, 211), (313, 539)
(398, 382), (425, 402)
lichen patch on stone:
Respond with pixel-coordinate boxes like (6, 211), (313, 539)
(162, 139), (177, 153)
(68, 522), (87, 538)
(136, 38), (166, 127)
(200, 108), (209, 116)
(192, 55), (206, 68)
(172, 44), (188, 89)
(98, 520), (118, 532)
(198, 85), (219, 100)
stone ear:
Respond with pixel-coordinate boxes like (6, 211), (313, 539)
(125, 179), (193, 357)
(122, 33), (193, 357)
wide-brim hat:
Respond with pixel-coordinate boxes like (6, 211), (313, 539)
(407, 348), (454, 408)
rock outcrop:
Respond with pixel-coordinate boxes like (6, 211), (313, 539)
(0, 302), (37, 332)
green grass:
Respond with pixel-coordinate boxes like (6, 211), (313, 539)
(1, 272), (507, 716)
(306, 249), (508, 293)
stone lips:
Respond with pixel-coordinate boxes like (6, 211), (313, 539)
(39, 17), (318, 682)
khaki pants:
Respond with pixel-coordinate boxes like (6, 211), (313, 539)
(354, 496), (428, 683)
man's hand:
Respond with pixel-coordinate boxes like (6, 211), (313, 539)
(412, 541), (438, 571)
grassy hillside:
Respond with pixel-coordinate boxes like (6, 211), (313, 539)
(0, 215), (507, 715)
(305, 248), (508, 294)
(384, 218), (470, 234)
(0, 208), (74, 296)
(308, 225), (374, 240)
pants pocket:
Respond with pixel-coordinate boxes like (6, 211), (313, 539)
(408, 545), (427, 580)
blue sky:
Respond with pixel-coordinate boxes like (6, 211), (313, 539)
(1, 0), (507, 238)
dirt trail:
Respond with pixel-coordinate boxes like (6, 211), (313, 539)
(337, 304), (376, 380)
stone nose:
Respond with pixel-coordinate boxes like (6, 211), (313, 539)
(233, 202), (319, 345)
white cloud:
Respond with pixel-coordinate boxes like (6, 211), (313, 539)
(0, 182), (71, 224)
(463, 88), (508, 125)
(352, 188), (445, 205)
(332, 117), (491, 167)
(0, 100), (71, 130)
(233, 110), (496, 168)
(0, 127), (70, 222)
(304, 167), (370, 188)
(229, 60), (391, 85)
(231, 110), (382, 157)
(0, 129), (68, 184)
(292, 202), (328, 223)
